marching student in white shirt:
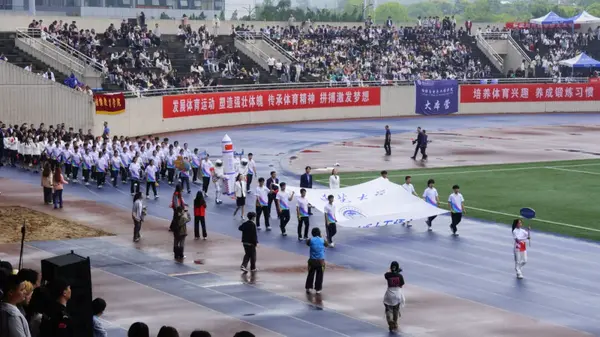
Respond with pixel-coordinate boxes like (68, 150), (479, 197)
(246, 153), (257, 193)
(129, 155), (142, 195)
(296, 188), (311, 241)
(275, 182), (295, 236)
(233, 173), (247, 220)
(200, 155), (213, 196)
(323, 194), (338, 247)
(329, 168), (340, 189)
(110, 150), (123, 187)
(32, 140), (43, 173)
(82, 148), (93, 185)
(422, 179), (439, 231)
(448, 185), (465, 236)
(23, 137), (33, 170)
(512, 219), (530, 279)
(70, 146), (82, 182)
(144, 159), (159, 199)
(254, 177), (271, 230)
(401, 176), (419, 228)
(96, 150), (108, 188)
(191, 148), (201, 183)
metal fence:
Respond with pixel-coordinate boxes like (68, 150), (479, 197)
(123, 77), (591, 98)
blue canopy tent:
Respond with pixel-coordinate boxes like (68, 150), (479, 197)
(530, 11), (573, 25)
(558, 53), (600, 76)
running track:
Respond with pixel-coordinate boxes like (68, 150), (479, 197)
(2, 114), (600, 336)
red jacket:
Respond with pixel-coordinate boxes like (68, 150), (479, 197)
(194, 204), (206, 217)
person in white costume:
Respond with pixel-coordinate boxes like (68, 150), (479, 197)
(383, 261), (405, 332)
(238, 158), (249, 177)
(213, 159), (224, 204)
(329, 168), (340, 189)
(512, 219), (530, 279)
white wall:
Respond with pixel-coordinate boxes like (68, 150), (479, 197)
(95, 85), (600, 138)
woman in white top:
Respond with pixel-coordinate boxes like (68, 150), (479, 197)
(329, 168), (340, 189)
(512, 219), (530, 279)
(233, 173), (247, 220)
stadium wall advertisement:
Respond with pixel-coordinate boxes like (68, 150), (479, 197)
(94, 84), (600, 137)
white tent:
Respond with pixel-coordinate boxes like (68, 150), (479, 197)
(287, 177), (448, 228)
(568, 11), (600, 24)
(558, 53), (600, 68)
(530, 11), (572, 25)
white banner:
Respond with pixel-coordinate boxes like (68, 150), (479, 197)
(288, 178), (448, 228)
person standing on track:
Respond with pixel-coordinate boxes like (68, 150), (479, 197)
(254, 177), (271, 231)
(132, 192), (145, 242)
(512, 219), (530, 279)
(324, 195), (337, 247)
(275, 182), (294, 236)
(448, 185), (465, 236)
(383, 261), (405, 332)
(266, 171), (279, 218)
(193, 191), (208, 240)
(239, 212), (258, 273)
(384, 125), (391, 156)
(296, 188), (311, 241)
(200, 155), (213, 196)
(305, 227), (329, 294)
(246, 153), (256, 193)
(411, 127), (422, 160)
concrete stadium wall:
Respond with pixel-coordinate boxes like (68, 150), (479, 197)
(95, 85), (600, 138)
(0, 60), (95, 130)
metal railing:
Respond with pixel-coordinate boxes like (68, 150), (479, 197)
(475, 32), (504, 71)
(15, 28), (88, 75)
(236, 31), (300, 63)
(479, 31), (532, 64)
(507, 34), (532, 64)
(16, 28), (105, 73)
(234, 33), (271, 64)
(121, 77), (590, 98)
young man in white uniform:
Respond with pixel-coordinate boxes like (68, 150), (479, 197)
(448, 185), (465, 236)
(324, 195), (337, 247)
(422, 179), (439, 231)
(401, 176), (418, 227)
(512, 219), (530, 279)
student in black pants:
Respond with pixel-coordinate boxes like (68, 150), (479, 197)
(305, 227), (329, 294)
(193, 191), (207, 239)
(239, 212), (258, 272)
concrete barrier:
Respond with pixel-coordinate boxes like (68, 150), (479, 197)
(94, 84), (600, 137)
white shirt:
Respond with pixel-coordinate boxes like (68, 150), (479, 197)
(422, 187), (438, 206)
(276, 190), (292, 210)
(255, 185), (269, 206)
(402, 183), (416, 196)
(329, 175), (340, 189)
(324, 203), (337, 223)
(448, 193), (465, 213)
(296, 196), (310, 217)
(247, 158), (256, 175)
(234, 180), (247, 198)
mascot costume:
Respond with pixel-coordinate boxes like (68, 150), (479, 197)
(213, 159), (224, 204)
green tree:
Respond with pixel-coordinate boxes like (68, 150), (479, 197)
(552, 5), (579, 18)
(587, 3), (600, 17)
(529, 0), (552, 18)
(230, 10), (238, 20)
(463, 0), (493, 22)
(374, 2), (409, 23)
(407, 2), (442, 18)
(342, 0), (374, 20)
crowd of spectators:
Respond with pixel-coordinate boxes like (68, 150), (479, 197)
(510, 25), (600, 78)
(260, 18), (493, 85)
(0, 259), (256, 337)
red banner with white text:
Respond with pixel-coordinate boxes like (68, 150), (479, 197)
(162, 87), (381, 118)
(94, 93), (126, 115)
(460, 83), (600, 103)
(505, 22), (581, 29)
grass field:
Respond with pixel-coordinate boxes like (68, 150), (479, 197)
(314, 159), (600, 242)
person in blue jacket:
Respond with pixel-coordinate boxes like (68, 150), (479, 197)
(305, 227), (330, 294)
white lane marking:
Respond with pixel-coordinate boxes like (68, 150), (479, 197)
(545, 167), (600, 176)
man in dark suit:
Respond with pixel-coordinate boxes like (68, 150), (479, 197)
(299, 166), (313, 214)
(384, 125), (391, 156)
(411, 127), (422, 160)
(300, 166), (312, 188)
(419, 130), (429, 161)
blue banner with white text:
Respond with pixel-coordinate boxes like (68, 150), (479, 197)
(415, 80), (459, 115)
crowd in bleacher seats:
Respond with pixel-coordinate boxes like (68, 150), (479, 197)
(261, 21), (492, 85)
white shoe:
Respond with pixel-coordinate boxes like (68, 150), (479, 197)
(517, 273), (523, 279)
(329, 242), (335, 248)
(428, 227), (433, 232)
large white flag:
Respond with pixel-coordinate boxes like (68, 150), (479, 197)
(288, 177), (448, 228)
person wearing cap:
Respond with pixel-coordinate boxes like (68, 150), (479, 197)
(383, 261), (405, 332)
(305, 227), (329, 294)
(512, 219), (530, 279)
(239, 212), (258, 272)
(448, 184), (465, 236)
(275, 182), (294, 236)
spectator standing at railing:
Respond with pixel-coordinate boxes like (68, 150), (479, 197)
(465, 19), (472, 36)
(213, 15), (220, 36)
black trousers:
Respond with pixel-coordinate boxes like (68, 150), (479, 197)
(97, 172), (106, 187)
(133, 219), (142, 241)
(267, 194), (276, 217)
(279, 209), (290, 233)
(202, 176), (210, 193)
(71, 166), (79, 180)
(192, 167), (199, 182)
(111, 170), (119, 186)
(420, 146), (428, 160)
(384, 304), (400, 330)
(305, 259), (324, 291)
(173, 233), (185, 258)
(256, 205), (270, 228)
(167, 168), (175, 183)
(326, 222), (337, 243)
(412, 144), (420, 158)
(246, 174), (253, 190)
(82, 169), (90, 183)
(43, 187), (53, 204)
(384, 141), (391, 155)
(450, 212), (463, 233)
(241, 244), (256, 270)
(194, 215), (207, 238)
(146, 181), (157, 196)
(180, 175), (190, 192)
(298, 216), (310, 238)
(427, 215), (437, 226)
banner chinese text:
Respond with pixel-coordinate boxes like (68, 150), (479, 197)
(94, 93), (126, 115)
(460, 83), (600, 103)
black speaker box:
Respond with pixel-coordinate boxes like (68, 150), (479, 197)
(41, 251), (93, 337)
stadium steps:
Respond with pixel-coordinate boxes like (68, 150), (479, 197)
(460, 33), (505, 78)
(0, 31), (67, 85)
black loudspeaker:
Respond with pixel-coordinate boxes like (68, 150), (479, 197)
(128, 18), (138, 27)
(41, 251), (93, 337)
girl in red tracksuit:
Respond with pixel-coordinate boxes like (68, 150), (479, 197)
(194, 191), (207, 240)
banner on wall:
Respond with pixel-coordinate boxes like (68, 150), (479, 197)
(287, 178), (448, 228)
(460, 83), (600, 103)
(415, 80), (458, 115)
(94, 93), (126, 115)
(161, 87), (381, 118)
